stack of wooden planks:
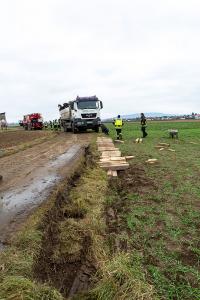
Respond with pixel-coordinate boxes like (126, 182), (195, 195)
(97, 137), (134, 177)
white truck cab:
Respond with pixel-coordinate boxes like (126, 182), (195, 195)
(58, 96), (103, 133)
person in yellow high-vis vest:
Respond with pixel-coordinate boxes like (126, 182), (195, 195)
(113, 115), (124, 140)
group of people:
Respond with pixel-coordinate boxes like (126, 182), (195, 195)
(44, 115), (148, 139)
(43, 119), (61, 131)
(101, 113), (148, 140)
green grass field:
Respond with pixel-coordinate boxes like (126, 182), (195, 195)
(0, 121), (199, 300)
(103, 121), (200, 299)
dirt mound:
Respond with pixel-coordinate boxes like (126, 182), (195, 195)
(116, 164), (155, 194)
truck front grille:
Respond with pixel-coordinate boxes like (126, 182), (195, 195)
(81, 113), (97, 119)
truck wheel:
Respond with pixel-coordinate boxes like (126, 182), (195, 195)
(94, 126), (99, 133)
(72, 123), (78, 133)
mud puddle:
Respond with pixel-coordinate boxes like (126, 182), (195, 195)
(0, 144), (84, 242)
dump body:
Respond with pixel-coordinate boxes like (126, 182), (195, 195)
(59, 96), (103, 133)
(23, 113), (43, 130)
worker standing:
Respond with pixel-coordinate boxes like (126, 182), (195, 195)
(44, 121), (48, 130)
(113, 115), (123, 140)
(58, 118), (61, 131)
(141, 113), (148, 138)
(101, 123), (109, 135)
(54, 119), (58, 131)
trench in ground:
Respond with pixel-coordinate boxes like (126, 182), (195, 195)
(33, 147), (98, 298)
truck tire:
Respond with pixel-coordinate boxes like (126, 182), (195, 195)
(94, 126), (99, 133)
(72, 123), (78, 134)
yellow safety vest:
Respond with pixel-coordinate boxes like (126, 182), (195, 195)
(115, 119), (123, 128)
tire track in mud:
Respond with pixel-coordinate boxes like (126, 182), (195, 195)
(0, 144), (86, 244)
(0, 133), (93, 244)
(34, 156), (97, 298)
(0, 133), (90, 192)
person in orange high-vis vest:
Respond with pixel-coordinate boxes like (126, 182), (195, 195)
(113, 115), (124, 140)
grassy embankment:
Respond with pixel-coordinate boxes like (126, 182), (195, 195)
(0, 145), (109, 299)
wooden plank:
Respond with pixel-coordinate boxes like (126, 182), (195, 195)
(101, 151), (121, 157)
(98, 147), (117, 151)
(100, 157), (126, 162)
(125, 156), (135, 160)
(146, 159), (158, 162)
(97, 143), (115, 147)
(107, 170), (112, 176)
(97, 141), (113, 144)
(112, 170), (118, 177)
(100, 161), (129, 166)
(97, 137), (112, 140)
(100, 163), (129, 171)
(168, 149), (175, 152)
(99, 162), (129, 168)
(107, 170), (118, 177)
(97, 138), (113, 143)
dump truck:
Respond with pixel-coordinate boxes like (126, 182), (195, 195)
(58, 96), (103, 133)
(23, 113), (43, 130)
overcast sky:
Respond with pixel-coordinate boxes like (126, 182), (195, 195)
(0, 0), (200, 122)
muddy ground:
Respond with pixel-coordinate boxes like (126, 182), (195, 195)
(0, 129), (52, 148)
(0, 130), (93, 243)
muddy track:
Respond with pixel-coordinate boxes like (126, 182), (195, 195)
(0, 132), (93, 243)
(0, 132), (91, 192)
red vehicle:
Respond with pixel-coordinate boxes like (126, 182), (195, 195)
(23, 113), (43, 130)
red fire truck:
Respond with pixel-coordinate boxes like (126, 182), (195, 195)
(23, 113), (43, 130)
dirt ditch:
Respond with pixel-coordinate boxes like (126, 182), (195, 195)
(33, 148), (98, 298)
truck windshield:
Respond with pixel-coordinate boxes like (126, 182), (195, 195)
(77, 101), (98, 109)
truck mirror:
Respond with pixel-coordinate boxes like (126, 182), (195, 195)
(100, 101), (103, 109)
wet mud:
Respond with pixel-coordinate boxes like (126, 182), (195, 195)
(0, 144), (85, 243)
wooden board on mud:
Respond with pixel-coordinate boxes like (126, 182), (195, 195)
(97, 137), (130, 176)
(101, 151), (121, 157)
